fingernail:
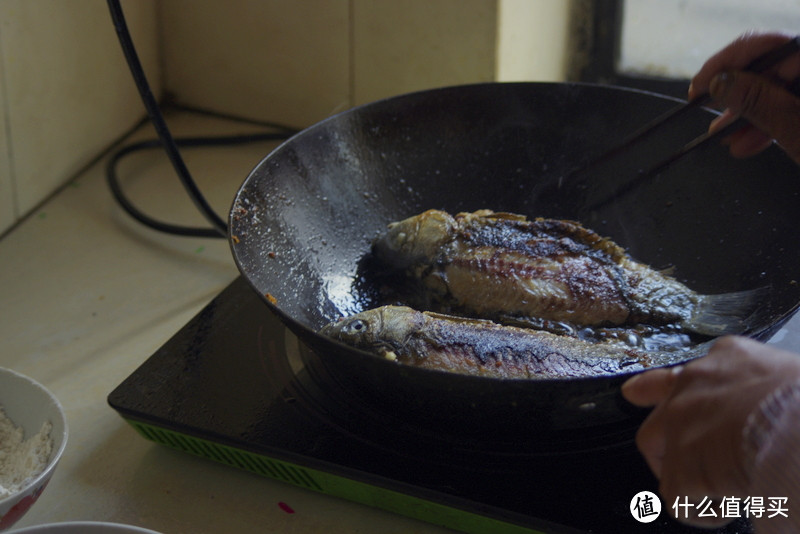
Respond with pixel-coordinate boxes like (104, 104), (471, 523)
(710, 72), (735, 100)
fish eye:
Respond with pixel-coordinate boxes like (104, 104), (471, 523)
(343, 319), (368, 334)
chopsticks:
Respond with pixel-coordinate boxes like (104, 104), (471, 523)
(562, 35), (800, 204)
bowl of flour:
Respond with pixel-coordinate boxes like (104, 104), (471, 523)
(0, 368), (67, 531)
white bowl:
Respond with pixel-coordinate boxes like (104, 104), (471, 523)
(0, 368), (68, 531)
(7, 522), (161, 533)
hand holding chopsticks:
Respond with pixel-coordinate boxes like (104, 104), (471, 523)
(694, 34), (800, 165)
(644, 34), (800, 174)
(568, 33), (800, 211)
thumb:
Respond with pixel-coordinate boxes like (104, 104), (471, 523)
(710, 71), (800, 163)
(621, 367), (681, 407)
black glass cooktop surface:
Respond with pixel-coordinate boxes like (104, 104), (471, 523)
(109, 276), (753, 534)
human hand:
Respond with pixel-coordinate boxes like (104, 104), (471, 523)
(689, 32), (800, 164)
(621, 336), (800, 527)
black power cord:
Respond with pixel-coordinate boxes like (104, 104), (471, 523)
(106, 129), (293, 237)
(106, 0), (297, 238)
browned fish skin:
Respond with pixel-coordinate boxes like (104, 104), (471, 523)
(318, 306), (697, 379)
(373, 210), (756, 336)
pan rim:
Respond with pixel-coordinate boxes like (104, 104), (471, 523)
(228, 80), (800, 387)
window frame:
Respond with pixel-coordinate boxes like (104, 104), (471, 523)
(572, 0), (691, 100)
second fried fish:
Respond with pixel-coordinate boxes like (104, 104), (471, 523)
(372, 209), (762, 336)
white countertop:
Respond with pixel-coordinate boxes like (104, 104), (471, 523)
(3, 111), (800, 534)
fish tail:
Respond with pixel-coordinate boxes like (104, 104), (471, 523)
(687, 286), (770, 336)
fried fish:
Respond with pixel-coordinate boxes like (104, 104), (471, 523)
(372, 209), (763, 336)
(320, 305), (702, 379)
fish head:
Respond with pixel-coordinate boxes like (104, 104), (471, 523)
(319, 305), (421, 359)
(373, 209), (455, 268)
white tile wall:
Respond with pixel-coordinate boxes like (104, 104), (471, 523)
(0, 0), (570, 235)
(159, 0), (571, 122)
(0, 0), (159, 234)
(351, 0), (498, 106)
(159, 0), (351, 129)
(0, 51), (13, 233)
(496, 0), (571, 82)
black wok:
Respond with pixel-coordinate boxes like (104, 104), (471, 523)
(229, 82), (800, 444)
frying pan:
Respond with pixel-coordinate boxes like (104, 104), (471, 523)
(229, 82), (800, 443)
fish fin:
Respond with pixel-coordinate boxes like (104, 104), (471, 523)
(493, 314), (546, 330)
(687, 286), (770, 336)
(658, 265), (677, 277)
(467, 210), (528, 222)
(422, 310), (498, 327)
(494, 313), (579, 337)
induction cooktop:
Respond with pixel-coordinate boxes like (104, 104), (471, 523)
(108, 276), (752, 534)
